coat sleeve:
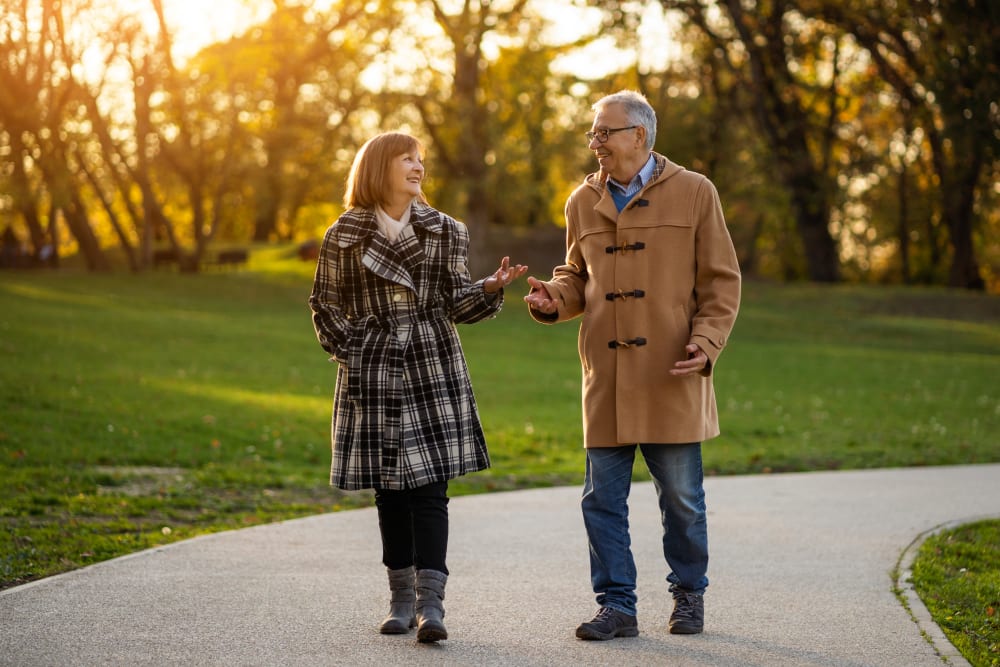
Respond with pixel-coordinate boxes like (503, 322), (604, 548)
(689, 178), (741, 375)
(529, 196), (588, 324)
(308, 225), (354, 361)
(443, 217), (503, 325)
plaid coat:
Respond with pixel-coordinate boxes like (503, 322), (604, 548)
(309, 201), (500, 490)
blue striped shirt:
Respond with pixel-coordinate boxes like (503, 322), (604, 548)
(607, 154), (656, 199)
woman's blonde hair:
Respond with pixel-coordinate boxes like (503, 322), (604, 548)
(343, 132), (428, 209)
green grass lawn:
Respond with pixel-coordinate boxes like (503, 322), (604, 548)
(910, 519), (1000, 666)
(2, 244), (999, 640)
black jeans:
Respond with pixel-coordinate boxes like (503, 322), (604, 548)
(374, 481), (449, 574)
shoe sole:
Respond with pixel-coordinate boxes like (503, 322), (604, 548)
(669, 624), (703, 635)
(417, 628), (448, 643)
(379, 619), (416, 634)
(576, 627), (639, 641)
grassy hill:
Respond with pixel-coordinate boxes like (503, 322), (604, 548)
(2, 245), (999, 589)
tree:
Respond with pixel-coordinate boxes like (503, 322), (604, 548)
(599, 13), (800, 279)
(453, 16), (587, 229)
(656, 0), (847, 282)
(817, 0), (999, 289)
(406, 0), (528, 231)
(0, 0), (113, 269)
(209, 1), (390, 243)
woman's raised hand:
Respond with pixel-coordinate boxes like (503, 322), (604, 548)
(485, 256), (528, 294)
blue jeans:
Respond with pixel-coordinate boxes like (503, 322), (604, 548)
(581, 443), (708, 616)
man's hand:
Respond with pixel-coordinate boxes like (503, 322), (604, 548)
(669, 343), (708, 376)
(523, 276), (558, 314)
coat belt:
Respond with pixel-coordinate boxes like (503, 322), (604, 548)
(374, 306), (447, 328)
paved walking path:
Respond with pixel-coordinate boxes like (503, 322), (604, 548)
(3, 464), (998, 666)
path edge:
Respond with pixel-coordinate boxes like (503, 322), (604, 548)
(894, 515), (999, 667)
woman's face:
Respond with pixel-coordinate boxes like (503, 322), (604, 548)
(387, 149), (424, 203)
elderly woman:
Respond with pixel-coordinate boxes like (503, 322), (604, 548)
(309, 131), (525, 643)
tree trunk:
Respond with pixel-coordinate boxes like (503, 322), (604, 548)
(7, 131), (47, 253)
(896, 163), (910, 284)
(718, 0), (840, 282)
(252, 170), (282, 243)
(63, 188), (111, 271)
(439, 18), (491, 272)
(77, 150), (139, 272)
(942, 174), (984, 290)
(941, 148), (985, 290)
(790, 188), (839, 283)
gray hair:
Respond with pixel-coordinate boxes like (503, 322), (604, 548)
(593, 90), (657, 151)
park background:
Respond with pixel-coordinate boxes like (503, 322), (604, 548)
(1, 0), (998, 662)
(1, 0), (997, 288)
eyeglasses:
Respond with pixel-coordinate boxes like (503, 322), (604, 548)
(585, 126), (638, 143)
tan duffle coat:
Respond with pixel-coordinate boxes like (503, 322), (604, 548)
(531, 153), (741, 446)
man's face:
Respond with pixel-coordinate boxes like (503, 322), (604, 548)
(588, 103), (643, 179)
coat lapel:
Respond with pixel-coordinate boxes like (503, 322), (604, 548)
(409, 202), (444, 235)
(399, 202), (443, 275)
(393, 225), (425, 277)
(335, 203), (442, 293)
(362, 233), (415, 291)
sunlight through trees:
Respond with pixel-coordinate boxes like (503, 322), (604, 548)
(0, 0), (996, 289)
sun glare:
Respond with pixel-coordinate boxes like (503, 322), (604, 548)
(118, 0), (271, 63)
(148, 0), (678, 77)
(542, 1), (679, 79)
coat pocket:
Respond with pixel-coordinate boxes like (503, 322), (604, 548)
(344, 316), (376, 400)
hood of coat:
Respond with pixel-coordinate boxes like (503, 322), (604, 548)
(583, 152), (685, 197)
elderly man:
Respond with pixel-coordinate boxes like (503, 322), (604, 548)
(524, 90), (741, 640)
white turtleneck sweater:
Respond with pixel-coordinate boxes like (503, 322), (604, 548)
(374, 202), (412, 243)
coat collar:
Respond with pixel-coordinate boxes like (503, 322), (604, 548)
(585, 152), (683, 194)
(586, 153), (684, 222)
(333, 201), (443, 292)
(334, 201), (443, 249)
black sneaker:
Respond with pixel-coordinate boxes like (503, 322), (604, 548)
(575, 606), (639, 640)
(669, 589), (704, 634)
